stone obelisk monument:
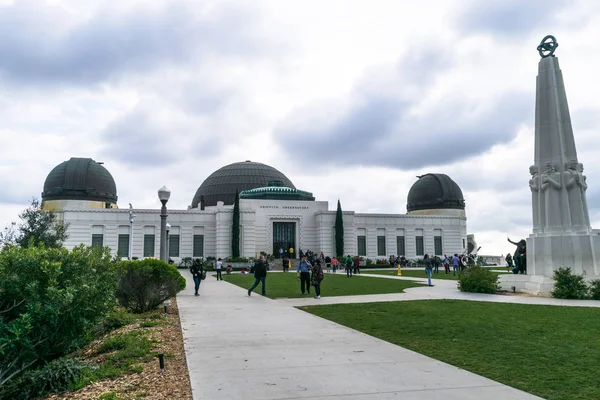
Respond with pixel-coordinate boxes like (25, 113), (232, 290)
(501, 36), (600, 295)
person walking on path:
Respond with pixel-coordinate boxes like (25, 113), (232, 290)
(215, 258), (223, 281)
(424, 254), (433, 286)
(190, 260), (204, 296)
(451, 254), (460, 276)
(443, 255), (450, 274)
(325, 255), (331, 273)
(331, 257), (338, 273)
(311, 259), (324, 299)
(248, 255), (267, 296)
(432, 256), (440, 274)
(345, 255), (353, 278)
(297, 256), (312, 295)
(353, 256), (361, 275)
(282, 256), (290, 272)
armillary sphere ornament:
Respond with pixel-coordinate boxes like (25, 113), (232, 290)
(537, 35), (558, 58)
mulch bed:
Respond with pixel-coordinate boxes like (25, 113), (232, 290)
(45, 298), (192, 400)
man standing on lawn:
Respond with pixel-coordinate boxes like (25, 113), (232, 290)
(248, 255), (267, 296)
(297, 256), (312, 295)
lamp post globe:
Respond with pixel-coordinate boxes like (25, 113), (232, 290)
(158, 186), (171, 262)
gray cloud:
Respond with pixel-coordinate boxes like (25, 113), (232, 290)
(0, 2), (261, 85)
(457, 0), (568, 36)
(275, 85), (530, 171)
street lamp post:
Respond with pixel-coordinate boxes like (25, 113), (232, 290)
(128, 204), (136, 260)
(166, 222), (171, 262)
(158, 186), (171, 262)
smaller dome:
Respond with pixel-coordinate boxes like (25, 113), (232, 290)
(407, 173), (465, 212)
(240, 181), (315, 201)
(42, 158), (118, 204)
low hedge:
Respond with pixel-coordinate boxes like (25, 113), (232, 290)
(458, 266), (499, 294)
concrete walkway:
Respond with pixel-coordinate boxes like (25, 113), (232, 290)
(275, 273), (600, 308)
(178, 274), (544, 399)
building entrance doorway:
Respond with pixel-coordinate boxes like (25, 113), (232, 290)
(273, 222), (295, 259)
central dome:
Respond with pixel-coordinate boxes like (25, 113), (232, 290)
(191, 161), (295, 208)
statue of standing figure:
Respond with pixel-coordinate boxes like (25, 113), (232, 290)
(541, 162), (562, 229)
(507, 237), (527, 274)
(529, 165), (543, 230)
(564, 159), (589, 229)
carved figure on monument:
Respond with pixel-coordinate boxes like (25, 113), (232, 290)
(541, 162), (562, 229)
(577, 163), (591, 227)
(507, 238), (526, 274)
(564, 160), (589, 229)
(529, 165), (543, 229)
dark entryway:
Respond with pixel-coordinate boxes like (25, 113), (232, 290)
(273, 222), (295, 258)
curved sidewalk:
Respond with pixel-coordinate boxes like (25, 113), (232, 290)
(276, 273), (600, 308)
(177, 274), (542, 400)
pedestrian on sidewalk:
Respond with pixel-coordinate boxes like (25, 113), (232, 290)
(297, 256), (312, 295)
(215, 258), (223, 281)
(424, 254), (433, 286)
(331, 256), (338, 273)
(353, 256), (361, 274)
(325, 255), (332, 273)
(433, 256), (440, 274)
(190, 259), (204, 296)
(452, 254), (460, 276)
(248, 255), (267, 296)
(311, 259), (324, 299)
(443, 254), (450, 274)
(282, 256), (290, 272)
(345, 255), (353, 278)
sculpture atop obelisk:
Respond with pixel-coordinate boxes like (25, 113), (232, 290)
(501, 36), (600, 295)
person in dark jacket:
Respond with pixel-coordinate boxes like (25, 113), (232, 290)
(311, 259), (324, 299)
(297, 256), (312, 295)
(190, 259), (204, 296)
(248, 255), (267, 296)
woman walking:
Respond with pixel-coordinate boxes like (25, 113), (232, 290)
(311, 259), (324, 299)
(424, 254), (433, 287)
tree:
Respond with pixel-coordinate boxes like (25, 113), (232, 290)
(232, 189), (240, 258)
(9, 199), (69, 249)
(335, 200), (344, 257)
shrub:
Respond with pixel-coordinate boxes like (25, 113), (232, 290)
(552, 268), (589, 299)
(589, 279), (600, 300)
(0, 357), (95, 400)
(225, 256), (249, 263)
(0, 245), (117, 386)
(116, 259), (186, 313)
(458, 266), (499, 294)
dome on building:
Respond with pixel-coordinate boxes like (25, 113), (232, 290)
(240, 180), (314, 201)
(191, 161), (296, 208)
(406, 173), (465, 213)
(42, 158), (118, 204)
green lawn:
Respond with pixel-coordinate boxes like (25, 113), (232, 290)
(222, 272), (423, 299)
(301, 300), (600, 400)
(367, 269), (511, 280)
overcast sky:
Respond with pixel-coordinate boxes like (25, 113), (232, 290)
(1, 0), (600, 257)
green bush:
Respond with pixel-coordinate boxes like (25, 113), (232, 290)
(552, 268), (589, 299)
(0, 245), (117, 386)
(0, 357), (95, 400)
(116, 259), (186, 313)
(589, 279), (600, 300)
(225, 256), (249, 263)
(458, 266), (499, 294)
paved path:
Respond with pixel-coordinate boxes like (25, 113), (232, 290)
(177, 274), (544, 399)
(275, 273), (600, 308)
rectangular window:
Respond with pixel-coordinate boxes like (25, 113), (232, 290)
(169, 234), (180, 257)
(357, 236), (366, 256)
(396, 236), (405, 256)
(377, 236), (386, 256)
(193, 235), (204, 257)
(416, 236), (424, 256)
(117, 234), (129, 258)
(143, 234), (155, 257)
(91, 234), (103, 249)
(434, 236), (443, 255)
